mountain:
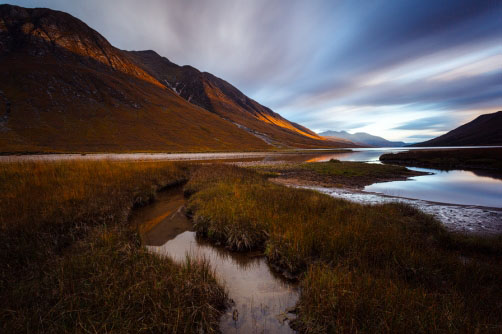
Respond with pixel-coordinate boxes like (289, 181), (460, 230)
(319, 130), (406, 147)
(0, 5), (347, 153)
(411, 111), (502, 147)
(127, 50), (352, 148)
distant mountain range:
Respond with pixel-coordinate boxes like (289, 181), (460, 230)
(319, 130), (407, 147)
(0, 4), (351, 153)
(411, 111), (502, 147)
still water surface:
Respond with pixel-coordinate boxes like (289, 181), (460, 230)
(130, 190), (298, 334)
(304, 147), (502, 209)
(366, 167), (502, 208)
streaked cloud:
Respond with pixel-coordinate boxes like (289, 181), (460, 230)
(7, 0), (502, 142)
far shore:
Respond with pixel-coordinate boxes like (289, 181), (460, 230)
(0, 149), (352, 162)
(380, 147), (502, 171)
(2, 145), (502, 163)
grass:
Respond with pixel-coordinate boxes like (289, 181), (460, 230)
(249, 159), (424, 188)
(185, 164), (502, 333)
(2, 160), (501, 333)
(299, 159), (413, 177)
(0, 160), (227, 333)
(380, 147), (502, 171)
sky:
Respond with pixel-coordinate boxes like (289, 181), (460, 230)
(6, 0), (502, 142)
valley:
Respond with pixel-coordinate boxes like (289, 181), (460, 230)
(1, 2), (501, 334)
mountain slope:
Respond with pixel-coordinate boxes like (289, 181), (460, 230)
(0, 5), (339, 153)
(128, 50), (353, 148)
(0, 4), (273, 152)
(319, 130), (406, 147)
(411, 111), (502, 147)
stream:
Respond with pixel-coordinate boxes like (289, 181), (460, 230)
(125, 147), (501, 333)
(130, 189), (298, 334)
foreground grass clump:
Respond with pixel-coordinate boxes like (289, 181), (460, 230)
(186, 164), (502, 333)
(0, 161), (226, 333)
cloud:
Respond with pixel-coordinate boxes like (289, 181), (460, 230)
(7, 0), (502, 141)
(393, 116), (453, 131)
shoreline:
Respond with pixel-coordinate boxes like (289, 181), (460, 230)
(288, 182), (502, 235)
(0, 150), (352, 162)
(380, 147), (502, 172)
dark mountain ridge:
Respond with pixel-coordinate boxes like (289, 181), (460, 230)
(411, 111), (502, 147)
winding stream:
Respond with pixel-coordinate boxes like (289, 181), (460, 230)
(130, 189), (298, 334)
(125, 147), (501, 333)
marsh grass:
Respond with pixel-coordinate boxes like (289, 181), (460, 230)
(186, 164), (502, 333)
(0, 160), (227, 333)
(249, 159), (423, 188)
(299, 160), (412, 178)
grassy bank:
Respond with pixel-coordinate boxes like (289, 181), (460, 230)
(380, 147), (502, 171)
(186, 164), (502, 333)
(0, 161), (226, 333)
(248, 159), (424, 188)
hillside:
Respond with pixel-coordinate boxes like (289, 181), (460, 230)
(0, 5), (344, 153)
(319, 130), (406, 147)
(412, 111), (502, 147)
(127, 50), (354, 148)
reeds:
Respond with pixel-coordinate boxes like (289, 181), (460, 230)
(185, 164), (502, 333)
(0, 160), (227, 333)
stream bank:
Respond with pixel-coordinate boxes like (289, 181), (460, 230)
(130, 188), (299, 334)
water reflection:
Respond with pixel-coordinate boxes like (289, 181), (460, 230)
(130, 189), (188, 246)
(314, 148), (405, 162)
(309, 186), (502, 234)
(366, 167), (502, 208)
(150, 231), (298, 334)
(470, 169), (502, 182)
(131, 190), (299, 334)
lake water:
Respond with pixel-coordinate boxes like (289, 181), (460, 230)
(301, 146), (501, 164)
(298, 147), (502, 209)
(297, 146), (502, 234)
(366, 167), (502, 208)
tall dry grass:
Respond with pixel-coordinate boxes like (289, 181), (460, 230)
(0, 160), (227, 333)
(185, 164), (502, 333)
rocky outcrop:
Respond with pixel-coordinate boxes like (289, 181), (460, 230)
(0, 4), (161, 87)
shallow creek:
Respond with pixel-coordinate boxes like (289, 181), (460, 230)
(130, 189), (299, 334)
